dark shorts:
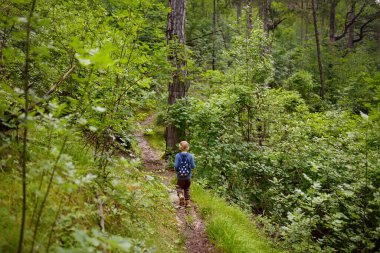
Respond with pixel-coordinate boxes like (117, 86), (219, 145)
(177, 179), (191, 200)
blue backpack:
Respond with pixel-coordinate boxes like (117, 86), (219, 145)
(177, 153), (191, 178)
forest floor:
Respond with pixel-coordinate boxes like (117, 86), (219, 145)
(134, 115), (215, 253)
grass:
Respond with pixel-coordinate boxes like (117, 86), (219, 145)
(192, 184), (286, 253)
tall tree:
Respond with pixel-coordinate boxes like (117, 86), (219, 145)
(236, 0), (242, 22)
(305, 0), (310, 44)
(263, 0), (270, 34)
(301, 0), (305, 42)
(329, 0), (339, 44)
(311, 0), (325, 98)
(247, 0), (254, 34)
(212, 0), (217, 70)
(166, 0), (189, 151)
(330, 1), (379, 48)
(348, 0), (356, 48)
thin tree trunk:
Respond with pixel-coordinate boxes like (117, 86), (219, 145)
(305, 0), (309, 45)
(321, 1), (325, 37)
(348, 0), (356, 49)
(30, 137), (67, 253)
(18, 0), (37, 252)
(311, 0), (325, 99)
(247, 0), (253, 35)
(301, 1), (305, 42)
(236, 0), (242, 23)
(378, 28), (380, 50)
(257, 0), (263, 19)
(263, 0), (269, 34)
(96, 191), (106, 232)
(212, 0), (217, 70)
(46, 195), (66, 252)
(95, 191), (107, 253)
(166, 0), (188, 151)
(329, 0), (336, 43)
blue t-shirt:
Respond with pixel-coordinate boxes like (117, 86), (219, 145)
(174, 152), (196, 180)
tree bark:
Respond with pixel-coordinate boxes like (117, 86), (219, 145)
(247, 0), (253, 35)
(263, 0), (269, 34)
(311, 0), (325, 99)
(378, 26), (380, 50)
(236, 0), (242, 23)
(166, 0), (189, 151)
(212, 0), (217, 70)
(301, 1), (305, 42)
(321, 0), (325, 37)
(305, 0), (309, 44)
(257, 0), (263, 19)
(329, 0), (337, 43)
(348, 0), (356, 49)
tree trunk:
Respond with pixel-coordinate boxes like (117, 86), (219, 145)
(166, 0), (189, 151)
(320, 1), (325, 37)
(311, 0), (325, 99)
(18, 1), (38, 252)
(329, 0), (336, 43)
(257, 0), (263, 19)
(263, 0), (269, 34)
(236, 0), (242, 23)
(301, 1), (305, 42)
(348, 0), (356, 49)
(247, 0), (253, 35)
(212, 0), (217, 70)
(305, 0), (309, 44)
(378, 27), (380, 50)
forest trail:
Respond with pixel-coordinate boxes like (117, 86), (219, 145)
(135, 115), (215, 253)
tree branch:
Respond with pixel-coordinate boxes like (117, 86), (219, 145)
(353, 12), (380, 44)
(0, 65), (76, 132)
(27, 65), (76, 111)
(335, 3), (366, 41)
(269, 18), (287, 31)
(44, 65), (76, 98)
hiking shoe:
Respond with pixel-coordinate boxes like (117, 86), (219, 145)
(185, 200), (191, 208)
(179, 193), (185, 206)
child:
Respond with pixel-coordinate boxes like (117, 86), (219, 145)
(174, 141), (195, 207)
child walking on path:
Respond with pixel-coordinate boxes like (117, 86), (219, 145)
(174, 141), (196, 207)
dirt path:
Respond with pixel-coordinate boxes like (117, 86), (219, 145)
(135, 115), (214, 253)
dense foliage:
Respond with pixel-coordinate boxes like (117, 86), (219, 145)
(0, 0), (179, 252)
(165, 1), (380, 252)
(170, 88), (379, 252)
(1, 0), (380, 252)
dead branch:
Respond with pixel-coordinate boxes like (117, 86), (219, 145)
(26, 65), (76, 111)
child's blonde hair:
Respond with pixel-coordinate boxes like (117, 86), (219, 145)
(179, 141), (189, 151)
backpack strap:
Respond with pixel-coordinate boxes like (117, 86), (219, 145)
(181, 153), (190, 165)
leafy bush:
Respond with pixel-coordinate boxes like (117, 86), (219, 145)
(0, 123), (182, 252)
(167, 85), (380, 252)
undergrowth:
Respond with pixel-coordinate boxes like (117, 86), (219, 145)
(0, 126), (182, 252)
